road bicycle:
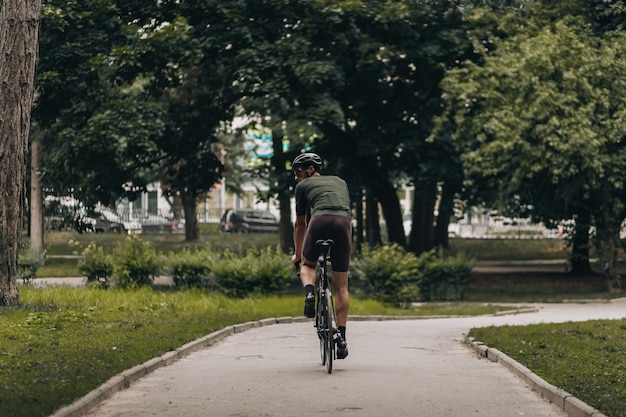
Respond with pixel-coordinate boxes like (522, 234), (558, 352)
(314, 239), (340, 373)
(295, 239), (341, 374)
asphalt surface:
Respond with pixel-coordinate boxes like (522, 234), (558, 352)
(49, 298), (626, 417)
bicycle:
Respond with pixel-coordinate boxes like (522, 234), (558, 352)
(295, 239), (342, 374)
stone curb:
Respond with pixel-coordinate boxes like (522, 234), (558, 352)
(469, 339), (608, 417)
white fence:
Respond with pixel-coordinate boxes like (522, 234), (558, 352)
(450, 223), (564, 239)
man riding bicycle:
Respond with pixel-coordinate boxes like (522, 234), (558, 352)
(291, 152), (351, 359)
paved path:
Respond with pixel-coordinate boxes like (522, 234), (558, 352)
(58, 299), (626, 417)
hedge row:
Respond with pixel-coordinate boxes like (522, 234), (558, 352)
(38, 236), (474, 305)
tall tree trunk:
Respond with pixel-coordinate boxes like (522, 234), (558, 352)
(365, 191), (382, 247)
(181, 192), (200, 241)
(372, 177), (405, 247)
(278, 197), (293, 253)
(270, 128), (293, 253)
(599, 186), (621, 292)
(408, 182), (437, 255)
(354, 188), (364, 249)
(30, 139), (45, 264)
(434, 183), (454, 249)
(0, 0), (41, 306)
(601, 228), (621, 293)
(570, 210), (591, 275)
(409, 196), (435, 255)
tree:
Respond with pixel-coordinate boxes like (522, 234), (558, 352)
(30, 136), (44, 262)
(0, 0), (41, 306)
(244, 0), (476, 251)
(436, 17), (626, 291)
(35, 0), (168, 208)
(133, 2), (273, 241)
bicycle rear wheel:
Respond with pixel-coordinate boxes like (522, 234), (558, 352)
(325, 291), (333, 374)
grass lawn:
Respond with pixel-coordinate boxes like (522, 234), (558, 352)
(471, 319), (626, 417)
(1, 286), (521, 417)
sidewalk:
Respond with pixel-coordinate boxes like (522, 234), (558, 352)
(51, 299), (626, 417)
(21, 275), (174, 288)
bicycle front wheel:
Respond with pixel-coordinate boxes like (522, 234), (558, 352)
(317, 292), (326, 366)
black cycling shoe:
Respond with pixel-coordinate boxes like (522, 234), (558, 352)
(303, 294), (315, 318)
(336, 336), (349, 359)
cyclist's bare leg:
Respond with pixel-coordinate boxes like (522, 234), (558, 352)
(299, 256), (317, 287)
(332, 271), (349, 327)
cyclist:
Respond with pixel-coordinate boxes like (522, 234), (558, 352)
(291, 152), (351, 359)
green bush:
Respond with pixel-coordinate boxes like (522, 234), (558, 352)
(75, 236), (291, 296)
(352, 244), (421, 306)
(211, 246), (292, 298)
(211, 250), (255, 297)
(168, 245), (291, 296)
(110, 235), (163, 288)
(18, 240), (42, 284)
(249, 246), (293, 295)
(417, 248), (475, 301)
(169, 248), (215, 289)
(352, 244), (475, 306)
(78, 241), (113, 286)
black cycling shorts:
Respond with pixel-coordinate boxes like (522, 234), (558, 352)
(302, 215), (352, 272)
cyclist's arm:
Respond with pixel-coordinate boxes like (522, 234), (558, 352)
(293, 215), (307, 263)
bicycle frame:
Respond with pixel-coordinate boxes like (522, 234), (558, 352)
(314, 239), (338, 374)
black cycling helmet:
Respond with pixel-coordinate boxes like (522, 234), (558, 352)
(292, 152), (322, 170)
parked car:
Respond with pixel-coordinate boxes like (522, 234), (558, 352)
(137, 214), (177, 233)
(74, 207), (141, 234)
(219, 209), (279, 233)
(94, 206), (142, 234)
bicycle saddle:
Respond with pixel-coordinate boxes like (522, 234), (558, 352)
(315, 239), (335, 248)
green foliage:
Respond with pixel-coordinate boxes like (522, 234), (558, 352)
(250, 246), (294, 295)
(78, 241), (113, 284)
(417, 248), (475, 301)
(53, 234), (292, 296)
(210, 246), (292, 298)
(110, 236), (163, 289)
(169, 248), (214, 289)
(352, 244), (421, 306)
(17, 241), (42, 284)
(435, 11), (626, 288)
(353, 244), (475, 306)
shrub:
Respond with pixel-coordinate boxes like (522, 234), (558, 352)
(79, 242), (113, 287)
(249, 246), (293, 295)
(211, 246), (292, 298)
(352, 244), (475, 306)
(352, 244), (421, 306)
(417, 248), (475, 301)
(169, 248), (215, 289)
(110, 235), (162, 288)
(18, 240), (42, 284)
(211, 250), (255, 297)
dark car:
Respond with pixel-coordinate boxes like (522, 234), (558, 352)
(219, 209), (279, 233)
(82, 207), (143, 234)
